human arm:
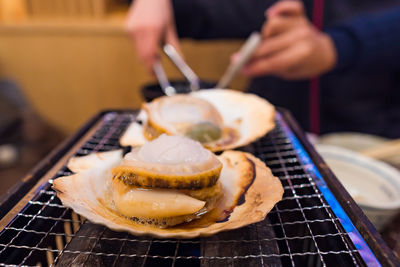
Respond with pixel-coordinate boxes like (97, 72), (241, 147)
(240, 0), (336, 79)
(326, 5), (400, 72)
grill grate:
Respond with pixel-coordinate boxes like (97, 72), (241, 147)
(0, 111), (377, 266)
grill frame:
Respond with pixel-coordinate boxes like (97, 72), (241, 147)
(281, 111), (398, 266)
(0, 109), (397, 266)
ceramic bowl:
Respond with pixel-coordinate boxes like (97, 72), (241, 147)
(316, 144), (400, 230)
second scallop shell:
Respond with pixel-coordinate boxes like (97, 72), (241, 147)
(120, 89), (276, 152)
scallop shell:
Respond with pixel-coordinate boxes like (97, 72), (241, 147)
(53, 150), (283, 239)
(120, 89), (276, 151)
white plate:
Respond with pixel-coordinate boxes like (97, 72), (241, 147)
(317, 132), (400, 166)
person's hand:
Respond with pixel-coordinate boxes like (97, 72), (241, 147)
(125, 0), (181, 73)
(239, 0), (337, 80)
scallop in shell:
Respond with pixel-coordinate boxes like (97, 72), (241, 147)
(53, 146), (283, 238)
(120, 89), (276, 151)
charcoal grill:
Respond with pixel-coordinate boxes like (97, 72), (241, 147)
(0, 109), (398, 266)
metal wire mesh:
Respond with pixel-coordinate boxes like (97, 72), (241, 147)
(0, 111), (368, 266)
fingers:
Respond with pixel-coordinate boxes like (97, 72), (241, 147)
(261, 16), (300, 37)
(262, 0), (308, 38)
(126, 22), (182, 73)
(239, 0), (310, 79)
(242, 41), (312, 78)
(252, 28), (306, 59)
(129, 26), (162, 72)
(124, 0), (173, 73)
(236, 0), (334, 80)
(266, 0), (305, 17)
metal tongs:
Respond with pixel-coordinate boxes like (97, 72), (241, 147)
(153, 32), (261, 95)
(216, 32), (261, 89)
(153, 44), (200, 96)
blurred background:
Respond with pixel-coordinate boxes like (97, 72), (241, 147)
(0, 0), (248, 194)
(1, 0), (400, 256)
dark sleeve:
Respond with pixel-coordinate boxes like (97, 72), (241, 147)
(325, 6), (400, 72)
(172, 0), (277, 39)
